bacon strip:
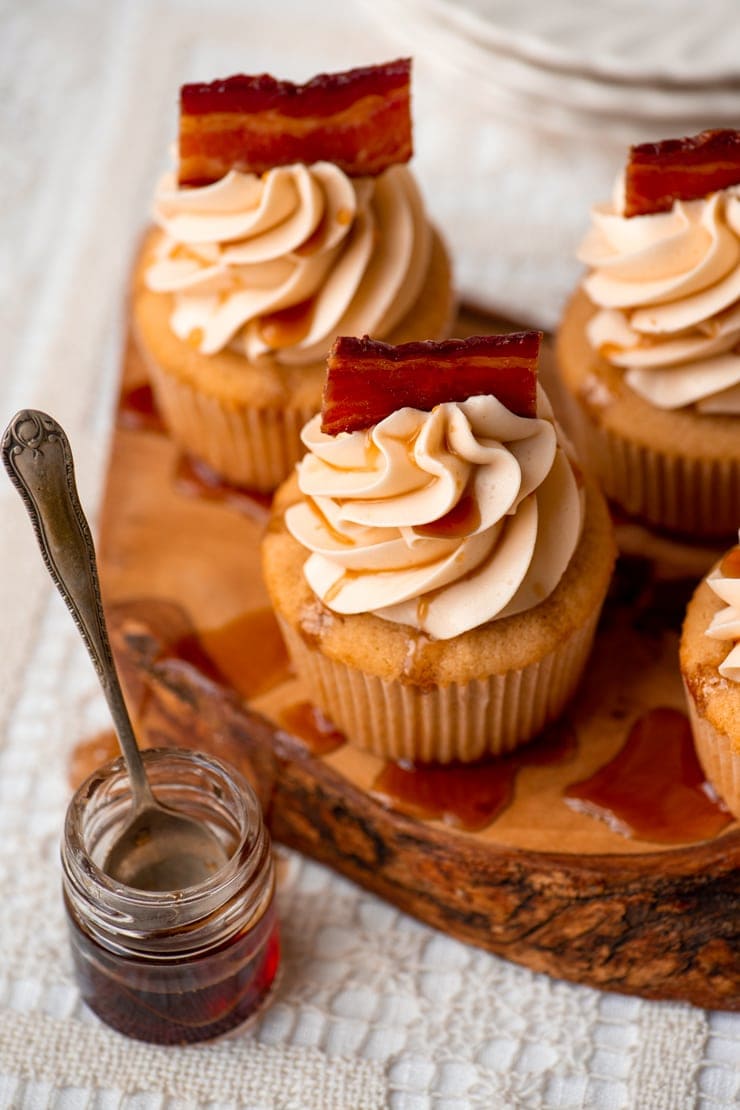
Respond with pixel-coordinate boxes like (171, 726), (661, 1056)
(321, 333), (541, 436)
(625, 129), (740, 217)
(178, 59), (412, 185)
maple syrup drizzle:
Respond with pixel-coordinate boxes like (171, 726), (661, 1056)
(148, 607), (292, 704)
(415, 597), (430, 626)
(69, 729), (121, 789)
(293, 215), (329, 257)
(276, 702), (346, 756)
(362, 430), (381, 468)
(323, 570), (360, 606)
(118, 383), (166, 434)
(258, 297), (316, 349)
(402, 631), (431, 678)
(174, 454), (272, 522)
(371, 722), (576, 832)
(305, 499), (355, 545)
(414, 494), (481, 539)
(720, 545), (740, 577)
(565, 707), (732, 845)
(109, 374), (737, 852)
(172, 608), (291, 700)
(197, 609), (293, 701)
(69, 609), (292, 786)
(169, 243), (200, 263)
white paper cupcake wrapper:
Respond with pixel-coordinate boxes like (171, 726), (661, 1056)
(278, 607), (601, 763)
(683, 684), (740, 820)
(577, 418), (739, 538)
(147, 358), (314, 491)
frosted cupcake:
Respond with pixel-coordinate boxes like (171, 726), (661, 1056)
(681, 536), (740, 818)
(262, 333), (615, 763)
(557, 129), (740, 538)
(133, 60), (453, 491)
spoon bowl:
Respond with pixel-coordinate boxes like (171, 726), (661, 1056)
(3, 409), (229, 891)
(103, 802), (228, 890)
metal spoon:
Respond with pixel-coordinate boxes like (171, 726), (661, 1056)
(2, 409), (228, 891)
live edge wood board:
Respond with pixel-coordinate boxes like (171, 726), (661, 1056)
(97, 312), (739, 1012)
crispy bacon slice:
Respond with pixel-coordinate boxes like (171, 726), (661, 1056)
(624, 129), (740, 217)
(321, 333), (541, 436)
(178, 59), (412, 185)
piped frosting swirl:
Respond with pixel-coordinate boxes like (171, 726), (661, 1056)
(146, 161), (431, 366)
(579, 180), (740, 414)
(706, 537), (740, 682)
(285, 388), (584, 640)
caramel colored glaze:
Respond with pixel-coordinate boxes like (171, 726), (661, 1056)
(174, 454), (272, 522)
(565, 707), (733, 845)
(69, 730), (121, 790)
(401, 630), (435, 683)
(372, 721), (576, 832)
(118, 383), (166, 434)
(164, 629), (226, 685)
(69, 610), (291, 788)
(414, 494), (481, 540)
(720, 545), (740, 577)
(276, 701), (346, 756)
(293, 217), (328, 258)
(198, 609), (293, 701)
(258, 297), (316, 349)
(146, 609), (292, 702)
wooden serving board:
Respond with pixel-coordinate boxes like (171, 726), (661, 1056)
(94, 314), (740, 1012)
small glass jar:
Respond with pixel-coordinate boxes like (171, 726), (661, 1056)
(62, 748), (280, 1045)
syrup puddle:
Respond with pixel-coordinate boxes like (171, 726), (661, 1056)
(197, 608), (292, 701)
(69, 729), (120, 789)
(69, 606), (293, 787)
(174, 455), (272, 522)
(118, 382), (166, 434)
(276, 702), (346, 757)
(371, 721), (576, 832)
(565, 707), (732, 844)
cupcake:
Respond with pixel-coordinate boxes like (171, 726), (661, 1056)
(557, 129), (740, 538)
(132, 59), (454, 491)
(681, 535), (740, 818)
(261, 333), (615, 763)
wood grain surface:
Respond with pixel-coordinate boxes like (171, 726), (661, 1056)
(95, 320), (740, 1011)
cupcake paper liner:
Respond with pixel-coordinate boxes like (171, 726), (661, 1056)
(683, 686), (740, 820)
(278, 607), (601, 764)
(148, 358), (314, 491)
(576, 407), (739, 539)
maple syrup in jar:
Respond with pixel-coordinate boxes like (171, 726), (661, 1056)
(61, 749), (280, 1044)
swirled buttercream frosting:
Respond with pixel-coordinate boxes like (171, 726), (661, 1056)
(145, 161), (431, 366)
(284, 389), (584, 640)
(706, 537), (740, 682)
(578, 179), (740, 414)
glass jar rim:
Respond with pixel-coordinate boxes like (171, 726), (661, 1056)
(63, 746), (267, 915)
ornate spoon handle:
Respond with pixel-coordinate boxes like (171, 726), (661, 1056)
(2, 410), (152, 802)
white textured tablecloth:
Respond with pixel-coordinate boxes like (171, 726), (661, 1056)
(1, 2), (738, 1107)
